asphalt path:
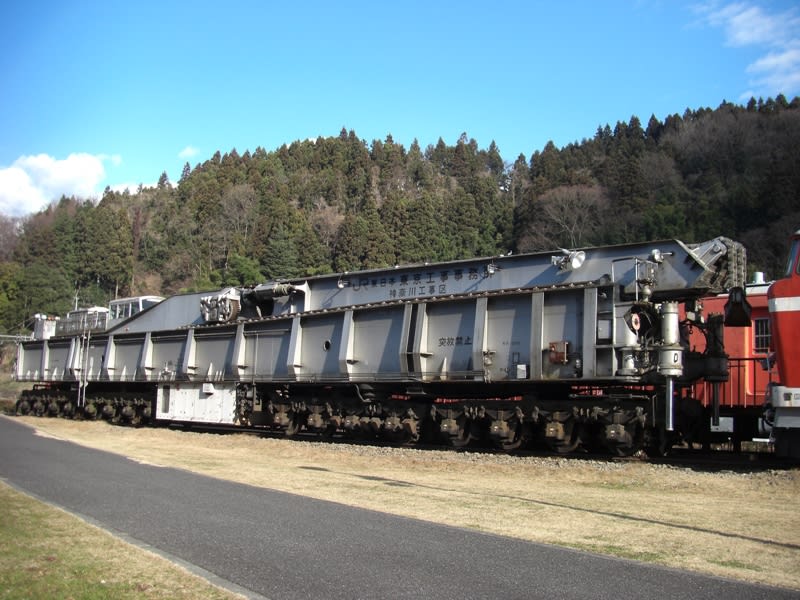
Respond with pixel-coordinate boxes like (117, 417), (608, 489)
(0, 415), (794, 600)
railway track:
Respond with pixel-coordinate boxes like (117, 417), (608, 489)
(7, 397), (792, 471)
(163, 418), (794, 471)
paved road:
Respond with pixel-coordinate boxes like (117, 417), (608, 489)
(0, 416), (794, 600)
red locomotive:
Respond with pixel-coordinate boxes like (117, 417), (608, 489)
(766, 228), (800, 458)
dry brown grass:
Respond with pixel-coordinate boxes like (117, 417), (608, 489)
(10, 416), (800, 591)
(0, 481), (243, 599)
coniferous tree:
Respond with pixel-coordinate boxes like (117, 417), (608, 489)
(261, 224), (300, 279)
(333, 214), (369, 272)
(179, 162), (191, 183)
(361, 199), (394, 268)
(4, 95), (799, 330)
(157, 171), (170, 189)
(0, 261), (21, 332)
(76, 202), (134, 299)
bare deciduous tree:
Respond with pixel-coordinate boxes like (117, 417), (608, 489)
(518, 184), (609, 251)
(0, 214), (20, 262)
(222, 184), (259, 254)
(309, 198), (344, 254)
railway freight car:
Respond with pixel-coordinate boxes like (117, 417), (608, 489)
(15, 236), (751, 456)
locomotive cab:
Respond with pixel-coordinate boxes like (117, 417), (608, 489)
(767, 228), (800, 457)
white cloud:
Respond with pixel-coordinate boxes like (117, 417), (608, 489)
(0, 153), (113, 217)
(708, 3), (785, 46)
(746, 47), (800, 92)
(694, 1), (800, 98)
(100, 153), (123, 167)
(178, 145), (199, 159)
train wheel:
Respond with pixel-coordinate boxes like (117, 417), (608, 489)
(645, 426), (674, 457)
(15, 398), (31, 415)
(46, 399), (61, 416)
(83, 403), (98, 420)
(547, 437), (581, 454)
(605, 422), (643, 457)
(32, 398), (46, 416)
(285, 417), (302, 438)
(140, 403), (152, 426)
(441, 418), (471, 447)
(495, 422), (527, 451)
(287, 403), (309, 437)
(499, 437), (525, 452)
(490, 408), (526, 452)
(402, 418), (420, 445)
(382, 415), (419, 445)
(383, 429), (412, 445)
(320, 414), (341, 439)
(450, 431), (471, 448)
(613, 441), (639, 457)
(544, 412), (580, 454)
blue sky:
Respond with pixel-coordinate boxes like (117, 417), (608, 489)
(1, 0), (799, 217)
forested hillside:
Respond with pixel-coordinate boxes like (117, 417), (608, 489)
(1, 96), (799, 334)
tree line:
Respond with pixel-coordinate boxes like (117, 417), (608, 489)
(1, 95), (798, 335)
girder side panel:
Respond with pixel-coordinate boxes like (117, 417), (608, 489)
(298, 314), (344, 380)
(150, 335), (187, 381)
(243, 322), (292, 381)
(111, 337), (146, 382)
(485, 296), (532, 382)
(17, 341), (45, 381)
(192, 331), (237, 382)
(46, 341), (74, 382)
(350, 306), (405, 379)
(84, 338), (107, 382)
(540, 290), (583, 379)
(423, 300), (477, 380)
